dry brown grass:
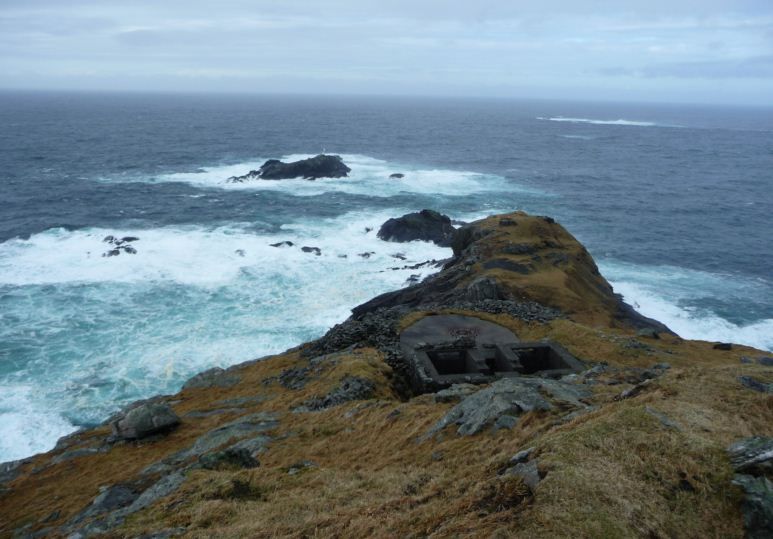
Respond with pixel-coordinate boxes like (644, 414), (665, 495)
(2, 212), (771, 538)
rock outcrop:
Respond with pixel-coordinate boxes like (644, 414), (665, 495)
(377, 209), (456, 247)
(2, 211), (771, 539)
(360, 211), (670, 332)
(228, 154), (350, 182)
(111, 403), (180, 441)
(102, 235), (139, 257)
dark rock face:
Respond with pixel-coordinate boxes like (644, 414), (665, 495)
(377, 209), (456, 247)
(111, 403), (180, 441)
(301, 246), (321, 256)
(297, 375), (376, 412)
(198, 447), (260, 471)
(228, 154), (350, 182)
(728, 436), (773, 538)
(739, 376), (773, 393)
(90, 485), (138, 513)
(102, 236), (139, 257)
(182, 367), (240, 390)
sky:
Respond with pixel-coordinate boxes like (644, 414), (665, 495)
(1, 0), (772, 105)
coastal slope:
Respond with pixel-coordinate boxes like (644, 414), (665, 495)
(1, 212), (771, 539)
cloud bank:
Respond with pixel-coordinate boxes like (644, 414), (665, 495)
(1, 1), (772, 104)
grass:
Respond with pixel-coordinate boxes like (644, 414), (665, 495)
(2, 212), (771, 538)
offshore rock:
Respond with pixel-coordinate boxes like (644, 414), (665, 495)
(377, 209), (456, 247)
(111, 403), (180, 441)
(228, 154), (350, 181)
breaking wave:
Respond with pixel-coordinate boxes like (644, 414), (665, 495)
(600, 260), (773, 352)
(0, 209), (457, 461)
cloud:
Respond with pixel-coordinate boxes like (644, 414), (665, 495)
(1, 0), (772, 104)
(643, 55), (773, 78)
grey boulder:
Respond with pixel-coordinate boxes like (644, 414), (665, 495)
(111, 403), (180, 440)
(425, 377), (588, 437)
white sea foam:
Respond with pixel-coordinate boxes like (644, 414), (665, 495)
(0, 384), (75, 462)
(600, 260), (773, 352)
(0, 209), (456, 460)
(559, 134), (596, 140)
(118, 154), (508, 196)
(538, 116), (660, 127)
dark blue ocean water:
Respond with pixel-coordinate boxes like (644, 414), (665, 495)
(1, 91), (772, 461)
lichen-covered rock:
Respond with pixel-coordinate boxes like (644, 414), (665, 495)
(172, 413), (278, 462)
(198, 446), (260, 470)
(425, 378), (589, 437)
(433, 383), (479, 403)
(111, 403), (180, 441)
(732, 474), (773, 539)
(728, 437), (773, 476)
(503, 460), (541, 490)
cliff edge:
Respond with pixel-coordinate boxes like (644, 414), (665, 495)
(1, 212), (771, 539)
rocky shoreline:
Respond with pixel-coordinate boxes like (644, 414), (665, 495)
(1, 211), (771, 539)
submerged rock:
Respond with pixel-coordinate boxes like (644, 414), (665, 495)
(377, 209), (456, 247)
(228, 154), (350, 182)
(389, 173), (405, 179)
(111, 403), (180, 441)
(302, 246), (322, 256)
(101, 235), (139, 257)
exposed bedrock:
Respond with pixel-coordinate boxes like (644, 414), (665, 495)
(228, 154), (351, 182)
(377, 209), (456, 247)
(359, 211), (671, 333)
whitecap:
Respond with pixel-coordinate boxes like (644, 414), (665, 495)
(0, 209), (455, 460)
(0, 384), (75, 462)
(102, 154), (516, 197)
(599, 260), (773, 351)
(538, 116), (663, 127)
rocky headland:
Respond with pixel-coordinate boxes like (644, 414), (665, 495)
(1, 212), (771, 538)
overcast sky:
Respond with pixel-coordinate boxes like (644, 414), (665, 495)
(1, 0), (772, 105)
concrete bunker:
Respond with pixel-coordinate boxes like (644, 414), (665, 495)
(399, 314), (584, 393)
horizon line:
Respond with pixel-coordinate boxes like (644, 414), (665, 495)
(1, 86), (772, 110)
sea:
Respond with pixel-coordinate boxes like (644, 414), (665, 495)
(1, 91), (771, 462)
